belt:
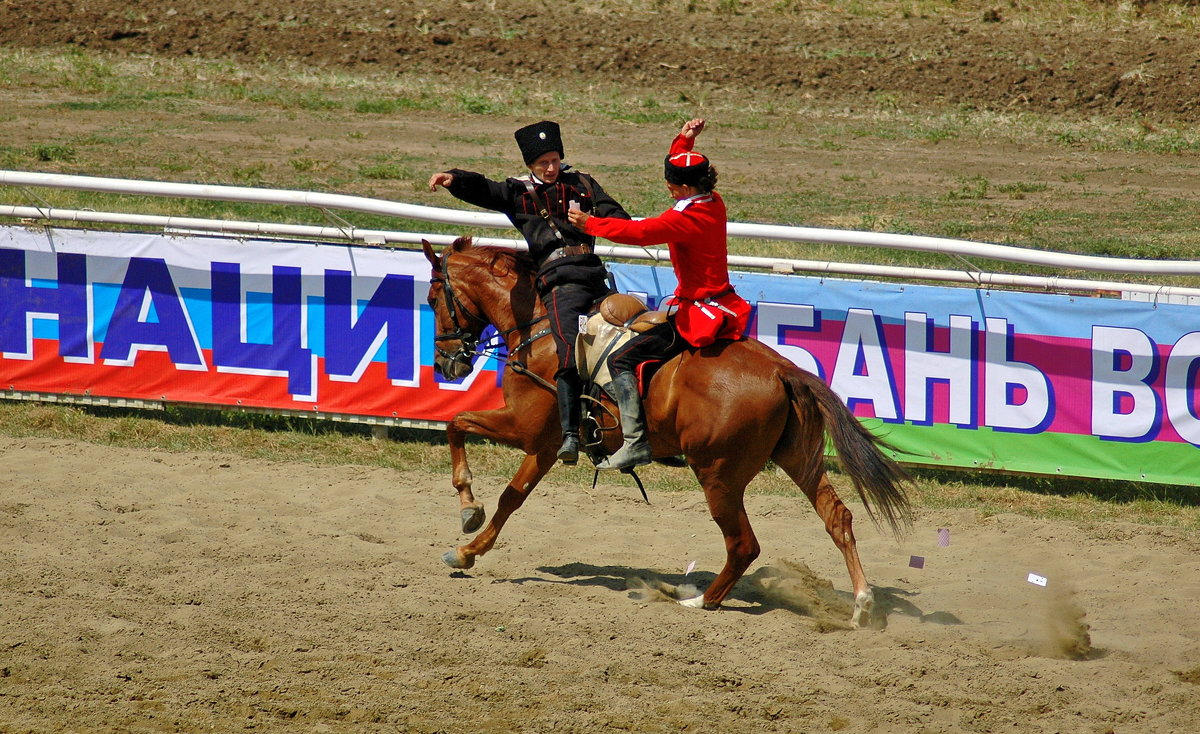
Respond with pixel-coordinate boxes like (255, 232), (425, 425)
(541, 244), (592, 265)
(672, 287), (740, 319)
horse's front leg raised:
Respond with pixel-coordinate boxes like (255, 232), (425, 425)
(446, 411), (486, 533)
(446, 399), (554, 532)
(442, 449), (558, 569)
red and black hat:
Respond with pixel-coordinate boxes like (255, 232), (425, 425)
(664, 149), (710, 186)
(514, 120), (564, 165)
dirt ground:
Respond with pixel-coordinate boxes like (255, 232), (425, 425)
(2, 436), (1199, 733)
(4, 0), (1200, 123)
(3, 2), (1200, 733)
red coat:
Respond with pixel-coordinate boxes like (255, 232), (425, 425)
(582, 134), (752, 347)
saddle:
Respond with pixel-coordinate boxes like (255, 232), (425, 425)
(576, 294), (688, 476)
(575, 294), (668, 387)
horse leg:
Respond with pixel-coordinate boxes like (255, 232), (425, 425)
(776, 450), (875, 628)
(812, 473), (874, 627)
(446, 411), (487, 533)
(442, 448), (558, 569)
(445, 400), (554, 534)
(766, 389), (877, 628)
(679, 459), (761, 610)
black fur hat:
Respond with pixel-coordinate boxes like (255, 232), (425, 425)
(514, 120), (564, 165)
(664, 150), (710, 186)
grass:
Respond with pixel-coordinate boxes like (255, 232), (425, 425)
(3, 46), (1198, 286)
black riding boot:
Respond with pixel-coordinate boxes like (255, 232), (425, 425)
(596, 371), (652, 471)
(556, 371), (582, 465)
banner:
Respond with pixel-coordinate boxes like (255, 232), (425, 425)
(614, 262), (1200, 486)
(0, 227), (506, 423)
(3, 225), (1198, 485)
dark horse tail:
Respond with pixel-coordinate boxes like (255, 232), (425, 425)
(782, 368), (913, 537)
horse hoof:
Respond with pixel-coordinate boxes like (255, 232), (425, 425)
(851, 589), (875, 629)
(678, 594), (707, 609)
(460, 504), (485, 534)
(441, 548), (475, 570)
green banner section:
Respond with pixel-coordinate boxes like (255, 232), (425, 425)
(855, 421), (1195, 487)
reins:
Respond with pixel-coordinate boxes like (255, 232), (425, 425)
(430, 249), (489, 364)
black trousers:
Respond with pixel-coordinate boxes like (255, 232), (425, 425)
(541, 281), (612, 375)
(606, 319), (686, 378)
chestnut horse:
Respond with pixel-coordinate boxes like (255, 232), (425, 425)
(422, 237), (911, 627)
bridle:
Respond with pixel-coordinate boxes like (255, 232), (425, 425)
(429, 249), (552, 380)
(429, 250), (490, 366)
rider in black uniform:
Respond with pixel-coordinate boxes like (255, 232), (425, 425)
(428, 121), (631, 464)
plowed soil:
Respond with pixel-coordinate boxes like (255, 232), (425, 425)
(4, 1), (1200, 122)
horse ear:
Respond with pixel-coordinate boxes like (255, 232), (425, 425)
(452, 235), (473, 252)
(421, 239), (440, 267)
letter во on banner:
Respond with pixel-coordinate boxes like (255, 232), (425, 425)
(1165, 332), (1200, 444)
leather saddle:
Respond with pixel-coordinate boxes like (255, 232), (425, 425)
(598, 293), (668, 333)
(576, 293), (668, 386)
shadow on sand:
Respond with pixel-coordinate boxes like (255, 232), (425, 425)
(525, 559), (965, 631)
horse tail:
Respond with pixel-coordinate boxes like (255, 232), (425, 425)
(781, 368), (913, 538)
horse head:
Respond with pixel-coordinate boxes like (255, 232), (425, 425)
(422, 237), (490, 381)
(423, 236), (543, 381)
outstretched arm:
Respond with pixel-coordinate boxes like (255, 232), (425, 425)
(570, 206), (700, 248)
(428, 169), (515, 214)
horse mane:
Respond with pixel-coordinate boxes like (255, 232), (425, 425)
(478, 245), (533, 274)
(451, 237), (536, 284)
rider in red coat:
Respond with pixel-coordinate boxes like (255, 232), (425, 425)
(568, 119), (752, 470)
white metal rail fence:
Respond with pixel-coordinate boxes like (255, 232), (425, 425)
(3, 168), (1200, 442)
(4, 170), (1200, 300)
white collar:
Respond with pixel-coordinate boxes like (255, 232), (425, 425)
(672, 192), (713, 212)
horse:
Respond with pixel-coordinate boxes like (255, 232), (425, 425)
(421, 236), (912, 627)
